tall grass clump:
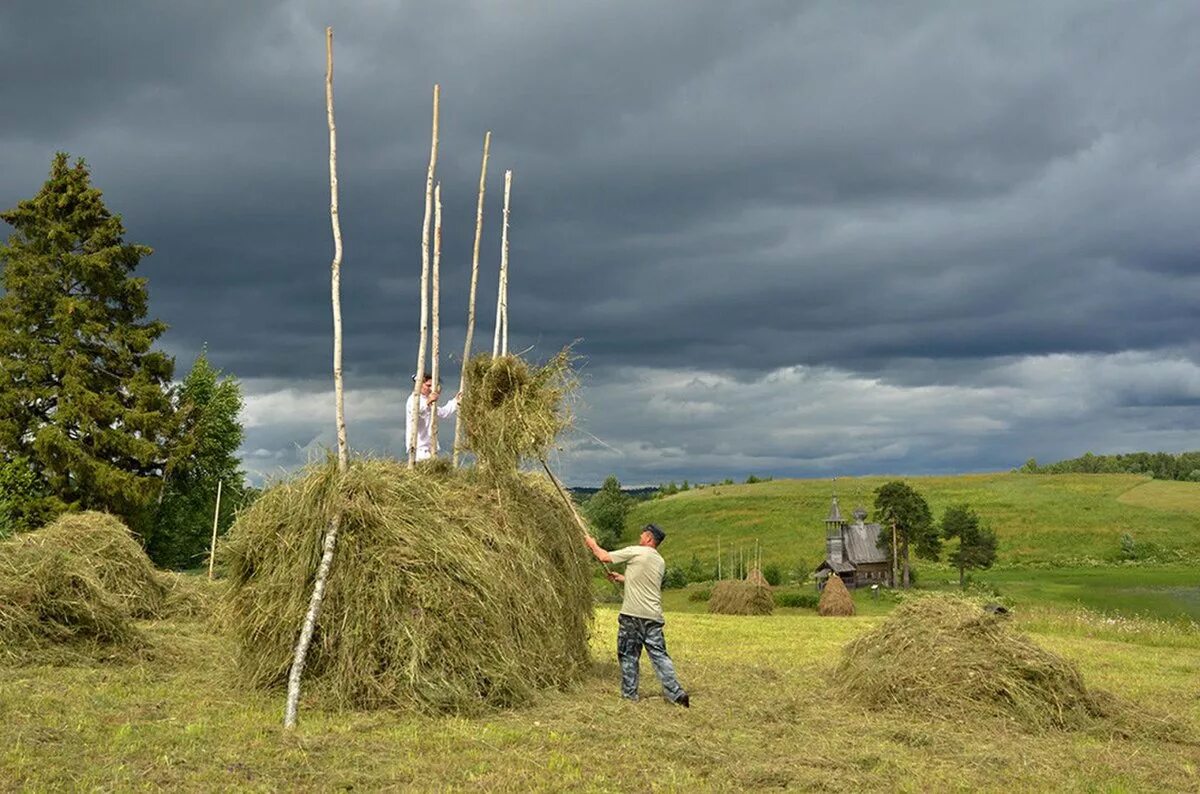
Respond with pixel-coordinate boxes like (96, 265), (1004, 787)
(836, 595), (1154, 733)
(220, 458), (594, 713)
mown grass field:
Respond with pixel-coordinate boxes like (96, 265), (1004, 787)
(629, 473), (1200, 622)
(2, 600), (1198, 791)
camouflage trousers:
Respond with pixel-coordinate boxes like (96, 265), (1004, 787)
(616, 614), (686, 703)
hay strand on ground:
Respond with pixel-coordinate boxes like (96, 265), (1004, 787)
(708, 579), (774, 616)
(220, 458), (594, 713)
(818, 574), (855, 616)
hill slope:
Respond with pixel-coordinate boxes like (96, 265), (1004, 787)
(626, 473), (1200, 570)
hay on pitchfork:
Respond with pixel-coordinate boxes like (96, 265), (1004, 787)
(219, 457), (594, 713)
(708, 579), (774, 616)
(458, 351), (575, 470)
(818, 573), (855, 616)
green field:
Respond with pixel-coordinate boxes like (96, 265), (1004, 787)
(2, 604), (1198, 791)
(628, 473), (1200, 622)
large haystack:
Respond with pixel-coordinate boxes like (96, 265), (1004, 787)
(220, 458), (594, 713)
(458, 351), (574, 469)
(708, 579), (774, 616)
(837, 596), (1115, 731)
(818, 574), (855, 616)
(0, 523), (144, 661)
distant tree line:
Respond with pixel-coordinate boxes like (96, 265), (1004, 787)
(1018, 451), (1200, 482)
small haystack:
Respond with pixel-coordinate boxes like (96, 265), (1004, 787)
(708, 579), (774, 616)
(818, 574), (855, 616)
(458, 351), (574, 469)
(745, 567), (769, 587)
(837, 596), (1117, 731)
(0, 518), (147, 661)
(220, 458), (594, 712)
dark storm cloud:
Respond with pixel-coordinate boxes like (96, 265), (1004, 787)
(4, 1), (1200, 483)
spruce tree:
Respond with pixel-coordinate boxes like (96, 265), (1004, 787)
(0, 153), (175, 529)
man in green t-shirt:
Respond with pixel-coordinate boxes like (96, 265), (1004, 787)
(584, 523), (689, 707)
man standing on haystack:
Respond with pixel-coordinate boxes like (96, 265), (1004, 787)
(405, 372), (460, 460)
(584, 523), (689, 707)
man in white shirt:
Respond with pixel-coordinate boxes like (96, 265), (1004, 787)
(405, 372), (459, 461)
(584, 523), (689, 707)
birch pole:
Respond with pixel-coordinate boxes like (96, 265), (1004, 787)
(429, 183), (442, 454)
(285, 25), (346, 730)
(207, 479), (223, 580)
(410, 84), (439, 465)
(493, 170), (512, 357)
(453, 131), (490, 467)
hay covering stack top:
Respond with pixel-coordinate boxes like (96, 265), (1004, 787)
(221, 353), (593, 713)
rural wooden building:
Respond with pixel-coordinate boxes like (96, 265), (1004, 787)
(815, 496), (892, 589)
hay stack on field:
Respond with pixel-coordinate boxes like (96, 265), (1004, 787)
(745, 567), (769, 587)
(458, 351), (574, 468)
(837, 596), (1119, 731)
(0, 514), (154, 661)
(220, 458), (594, 712)
(708, 579), (774, 615)
(818, 574), (855, 616)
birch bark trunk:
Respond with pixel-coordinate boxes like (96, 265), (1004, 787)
(453, 132), (490, 467)
(207, 479), (222, 580)
(284, 26), (347, 729)
(410, 85), (439, 465)
(430, 183), (442, 453)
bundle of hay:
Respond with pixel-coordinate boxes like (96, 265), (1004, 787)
(818, 574), (855, 616)
(220, 458), (594, 713)
(708, 579), (774, 615)
(0, 522), (145, 661)
(458, 351), (574, 469)
(745, 567), (769, 587)
(837, 596), (1115, 731)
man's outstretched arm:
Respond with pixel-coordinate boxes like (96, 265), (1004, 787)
(584, 534), (613, 564)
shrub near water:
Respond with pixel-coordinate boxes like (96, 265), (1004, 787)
(220, 458), (594, 713)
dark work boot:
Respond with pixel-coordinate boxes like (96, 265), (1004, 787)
(675, 693), (690, 708)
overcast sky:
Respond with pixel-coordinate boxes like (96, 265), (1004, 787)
(3, 1), (1200, 486)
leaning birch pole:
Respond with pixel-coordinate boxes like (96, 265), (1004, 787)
(429, 182), (443, 454)
(453, 131), (490, 467)
(409, 84), (439, 465)
(500, 170), (512, 355)
(207, 479), (223, 580)
(284, 25), (347, 730)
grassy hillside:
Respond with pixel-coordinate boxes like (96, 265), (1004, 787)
(627, 473), (1200, 571)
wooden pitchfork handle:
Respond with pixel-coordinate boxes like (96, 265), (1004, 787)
(539, 458), (616, 578)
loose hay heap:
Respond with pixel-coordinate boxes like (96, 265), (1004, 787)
(220, 458), (594, 713)
(0, 511), (169, 661)
(836, 595), (1130, 732)
(818, 574), (855, 616)
(458, 351), (574, 469)
(708, 579), (774, 615)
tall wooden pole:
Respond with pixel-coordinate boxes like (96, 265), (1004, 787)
(410, 84), (439, 465)
(207, 479), (223, 580)
(453, 131), (490, 467)
(493, 170), (511, 357)
(891, 518), (899, 588)
(285, 26), (346, 730)
(429, 182), (442, 454)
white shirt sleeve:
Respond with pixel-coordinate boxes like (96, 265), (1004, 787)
(437, 396), (458, 419)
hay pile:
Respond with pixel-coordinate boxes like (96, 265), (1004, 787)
(818, 574), (855, 616)
(0, 511), (168, 661)
(745, 567), (769, 587)
(458, 351), (574, 468)
(220, 458), (594, 713)
(708, 579), (774, 615)
(837, 596), (1118, 731)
